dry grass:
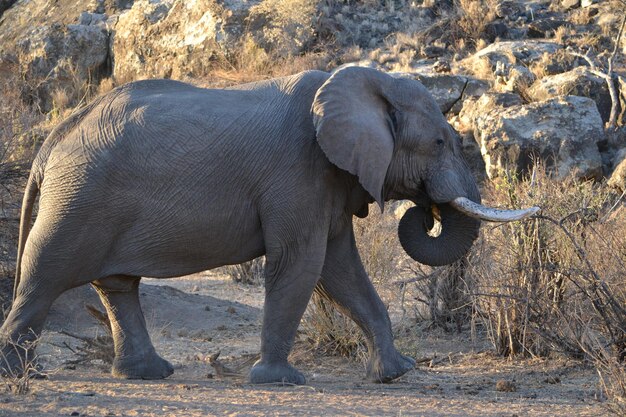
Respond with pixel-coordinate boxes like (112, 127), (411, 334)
(59, 304), (114, 367)
(0, 73), (45, 177)
(471, 166), (625, 356)
(300, 293), (367, 362)
(223, 257), (266, 286)
(466, 165), (625, 413)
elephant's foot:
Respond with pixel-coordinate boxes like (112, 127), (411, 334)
(367, 351), (415, 383)
(249, 360), (306, 385)
(112, 351), (174, 380)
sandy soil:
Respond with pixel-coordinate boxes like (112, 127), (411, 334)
(0, 273), (609, 417)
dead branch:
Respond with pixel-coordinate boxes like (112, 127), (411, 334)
(206, 351), (241, 378)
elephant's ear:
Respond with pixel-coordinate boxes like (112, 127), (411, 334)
(312, 66), (403, 210)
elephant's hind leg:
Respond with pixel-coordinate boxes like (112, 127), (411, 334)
(319, 227), (415, 382)
(92, 275), (173, 379)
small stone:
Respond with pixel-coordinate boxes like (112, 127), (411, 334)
(226, 306), (237, 314)
(544, 376), (561, 384)
(496, 379), (517, 392)
(561, 0), (581, 9)
(433, 60), (451, 73)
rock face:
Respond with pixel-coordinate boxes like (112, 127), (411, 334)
(528, 67), (612, 124)
(392, 73), (489, 115)
(0, 1), (112, 110)
(456, 40), (562, 80)
(247, 0), (317, 57)
(527, 19), (572, 38)
(411, 74), (471, 114)
(112, 0), (318, 81)
(474, 96), (605, 180)
(456, 92), (524, 180)
(112, 0), (241, 81)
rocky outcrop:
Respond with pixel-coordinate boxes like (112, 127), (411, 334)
(456, 40), (562, 80)
(111, 0), (317, 80)
(0, 1), (113, 110)
(111, 0), (234, 81)
(392, 73), (489, 115)
(455, 92), (524, 180)
(473, 96), (605, 180)
(457, 92), (523, 133)
(527, 67), (612, 123)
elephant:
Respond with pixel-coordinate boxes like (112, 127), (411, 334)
(0, 67), (537, 384)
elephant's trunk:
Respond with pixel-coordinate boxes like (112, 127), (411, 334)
(398, 203), (480, 266)
(398, 198), (540, 266)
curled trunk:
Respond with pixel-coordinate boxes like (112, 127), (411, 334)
(398, 203), (480, 266)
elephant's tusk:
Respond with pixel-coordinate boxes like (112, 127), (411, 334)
(450, 197), (540, 222)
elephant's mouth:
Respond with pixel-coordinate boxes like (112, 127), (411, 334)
(398, 192), (540, 266)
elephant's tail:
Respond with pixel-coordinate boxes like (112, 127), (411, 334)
(13, 173), (39, 301)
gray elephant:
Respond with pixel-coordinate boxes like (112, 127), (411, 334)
(0, 67), (537, 384)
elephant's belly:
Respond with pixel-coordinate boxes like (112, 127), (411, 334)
(102, 199), (266, 279)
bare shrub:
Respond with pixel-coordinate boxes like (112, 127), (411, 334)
(300, 292), (367, 362)
(0, 331), (42, 395)
(412, 0), (498, 58)
(468, 165), (626, 411)
(471, 166), (625, 357)
(406, 257), (474, 332)
(596, 352), (626, 415)
(0, 72), (45, 178)
(60, 304), (114, 366)
(453, 0), (497, 44)
(354, 205), (406, 285)
(224, 257), (265, 286)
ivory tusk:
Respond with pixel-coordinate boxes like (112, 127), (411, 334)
(450, 197), (540, 222)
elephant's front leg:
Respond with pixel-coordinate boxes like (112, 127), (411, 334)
(318, 226), (415, 382)
(249, 231), (328, 385)
(92, 276), (174, 379)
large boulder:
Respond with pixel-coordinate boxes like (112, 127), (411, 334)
(455, 92), (524, 180)
(527, 67), (612, 124)
(474, 96), (605, 180)
(246, 0), (317, 57)
(111, 0), (246, 81)
(457, 92), (523, 133)
(393, 73), (489, 115)
(527, 18), (572, 39)
(0, 0), (115, 111)
(456, 40), (562, 80)
(111, 0), (320, 81)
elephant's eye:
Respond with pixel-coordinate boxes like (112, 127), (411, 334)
(436, 139), (444, 146)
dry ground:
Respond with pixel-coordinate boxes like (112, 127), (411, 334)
(0, 273), (609, 416)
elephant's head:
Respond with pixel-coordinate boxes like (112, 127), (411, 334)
(312, 66), (538, 266)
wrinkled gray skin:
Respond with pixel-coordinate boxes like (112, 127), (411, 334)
(1, 67), (480, 384)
